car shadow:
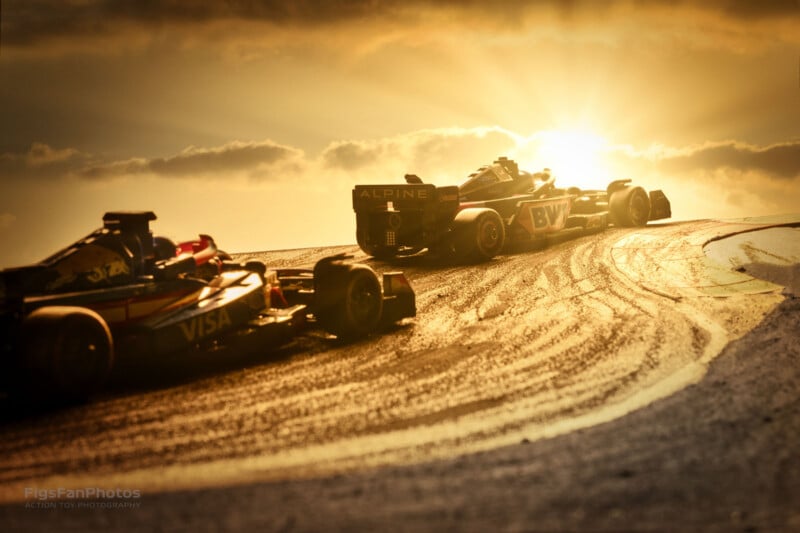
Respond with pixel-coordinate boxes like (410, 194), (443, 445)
(106, 320), (413, 395)
(365, 227), (596, 269)
(0, 343), (302, 424)
(0, 322), (415, 424)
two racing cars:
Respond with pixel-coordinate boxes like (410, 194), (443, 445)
(2, 158), (672, 398)
(353, 157), (671, 262)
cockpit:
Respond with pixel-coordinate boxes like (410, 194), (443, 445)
(459, 157), (553, 201)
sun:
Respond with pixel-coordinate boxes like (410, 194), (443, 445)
(528, 130), (612, 190)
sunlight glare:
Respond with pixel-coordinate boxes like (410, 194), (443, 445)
(527, 130), (612, 190)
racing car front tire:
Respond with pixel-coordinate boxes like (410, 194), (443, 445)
(609, 186), (651, 227)
(21, 306), (114, 399)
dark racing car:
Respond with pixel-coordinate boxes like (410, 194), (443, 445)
(353, 157), (671, 262)
(0, 212), (415, 398)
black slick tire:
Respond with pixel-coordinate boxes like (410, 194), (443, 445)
(609, 186), (651, 227)
(316, 265), (384, 340)
(452, 208), (505, 262)
(21, 306), (114, 400)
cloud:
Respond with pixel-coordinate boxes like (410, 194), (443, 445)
(658, 141), (800, 180)
(322, 141), (381, 172)
(6, 133), (798, 191)
(76, 158), (150, 180)
(0, 142), (88, 180)
(0, 128), (516, 186)
(79, 140), (304, 180)
(0, 140), (303, 182)
(600, 139), (800, 222)
(611, 140), (800, 180)
(23, 142), (80, 166)
(4, 1), (798, 58)
(322, 126), (520, 182)
(148, 141), (302, 177)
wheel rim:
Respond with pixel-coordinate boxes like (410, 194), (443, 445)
(478, 219), (500, 251)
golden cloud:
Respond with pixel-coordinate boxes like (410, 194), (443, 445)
(4, 1), (798, 59)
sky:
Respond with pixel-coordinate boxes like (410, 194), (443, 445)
(1, 0), (799, 268)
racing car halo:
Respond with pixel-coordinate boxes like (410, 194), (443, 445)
(353, 157), (671, 262)
(0, 212), (415, 399)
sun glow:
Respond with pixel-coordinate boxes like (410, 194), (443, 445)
(530, 130), (612, 190)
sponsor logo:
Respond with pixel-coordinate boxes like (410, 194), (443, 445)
(523, 198), (571, 232)
(530, 203), (568, 229)
(47, 244), (131, 290)
(359, 188), (429, 201)
(86, 258), (130, 284)
(178, 307), (232, 342)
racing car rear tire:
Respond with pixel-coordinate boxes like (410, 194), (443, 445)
(316, 265), (384, 340)
(609, 186), (651, 227)
(451, 208), (505, 262)
(21, 306), (114, 399)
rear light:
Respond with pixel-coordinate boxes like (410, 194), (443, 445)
(382, 272), (413, 297)
(385, 231), (396, 246)
(269, 286), (289, 308)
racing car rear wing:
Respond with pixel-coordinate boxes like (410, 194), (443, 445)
(352, 184), (459, 211)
